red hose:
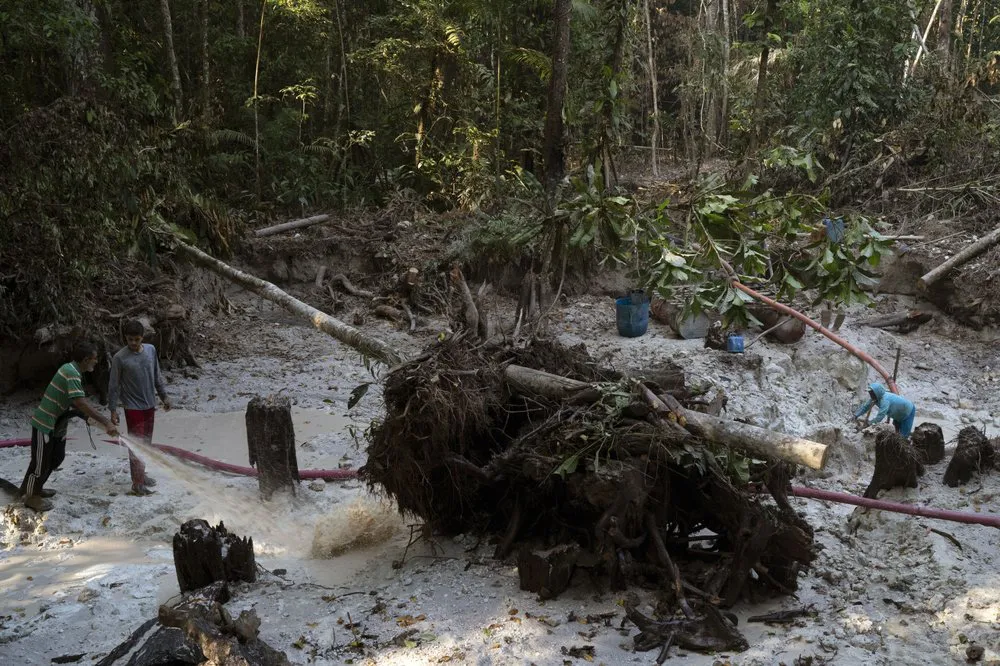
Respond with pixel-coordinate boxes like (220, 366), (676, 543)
(785, 484), (1000, 529)
(0, 436), (358, 480)
(731, 281), (900, 394)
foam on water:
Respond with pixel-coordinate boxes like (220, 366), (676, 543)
(117, 434), (400, 559)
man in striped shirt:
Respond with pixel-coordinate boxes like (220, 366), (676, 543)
(20, 340), (119, 512)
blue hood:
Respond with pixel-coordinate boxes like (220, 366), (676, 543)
(869, 383), (886, 400)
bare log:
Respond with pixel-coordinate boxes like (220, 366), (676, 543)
(681, 409), (828, 470)
(374, 305), (405, 322)
(254, 214), (330, 237)
(862, 310), (933, 333)
(314, 265), (327, 289)
(502, 365), (829, 470)
(918, 225), (1000, 290)
(173, 240), (401, 366)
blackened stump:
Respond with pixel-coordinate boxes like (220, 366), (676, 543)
(943, 427), (994, 487)
(864, 430), (923, 499)
(911, 422), (945, 464)
(172, 520), (256, 593)
(246, 394), (299, 499)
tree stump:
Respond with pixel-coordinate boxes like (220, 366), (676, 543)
(943, 427), (995, 487)
(863, 430), (923, 499)
(246, 394), (299, 499)
(172, 520), (256, 593)
(517, 543), (579, 600)
(98, 582), (289, 666)
(911, 422), (945, 464)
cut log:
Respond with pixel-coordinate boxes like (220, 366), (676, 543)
(918, 225), (1000, 290)
(501, 365), (829, 470)
(517, 543), (579, 599)
(171, 520), (256, 593)
(173, 240), (401, 365)
(911, 422), (945, 464)
(373, 304), (405, 323)
(943, 426), (995, 487)
(862, 310), (934, 333)
(246, 394), (300, 499)
(863, 430), (923, 499)
(254, 213), (330, 237)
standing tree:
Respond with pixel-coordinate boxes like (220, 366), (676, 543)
(542, 0), (572, 192)
(160, 0), (183, 118)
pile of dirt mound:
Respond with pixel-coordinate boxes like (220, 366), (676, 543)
(361, 336), (818, 655)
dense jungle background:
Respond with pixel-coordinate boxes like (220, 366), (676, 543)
(3, 0), (1000, 341)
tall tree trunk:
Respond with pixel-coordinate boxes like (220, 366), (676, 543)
(719, 0), (731, 147)
(748, 0), (778, 155)
(598, 0), (629, 189)
(643, 0), (660, 177)
(200, 0), (211, 122)
(253, 0), (266, 202)
(542, 0), (572, 192)
(237, 0), (246, 39)
(333, 0), (351, 125)
(937, 0), (954, 72)
(160, 0), (183, 118)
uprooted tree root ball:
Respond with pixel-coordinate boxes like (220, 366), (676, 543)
(360, 336), (817, 655)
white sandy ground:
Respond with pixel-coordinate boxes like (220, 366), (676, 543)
(0, 287), (999, 666)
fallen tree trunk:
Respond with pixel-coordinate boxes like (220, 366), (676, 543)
(254, 213), (330, 237)
(862, 310), (934, 333)
(174, 240), (401, 366)
(502, 365), (829, 470)
(918, 225), (1000, 290)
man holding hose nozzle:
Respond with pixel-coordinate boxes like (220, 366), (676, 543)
(21, 341), (119, 512)
(108, 319), (172, 496)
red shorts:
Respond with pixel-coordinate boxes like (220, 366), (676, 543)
(124, 408), (155, 440)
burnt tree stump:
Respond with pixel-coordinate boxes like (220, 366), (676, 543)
(911, 422), (945, 464)
(517, 544), (579, 599)
(246, 394), (300, 499)
(863, 430), (923, 499)
(943, 427), (995, 487)
(172, 520), (256, 593)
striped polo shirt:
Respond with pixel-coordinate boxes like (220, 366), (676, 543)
(30, 362), (85, 434)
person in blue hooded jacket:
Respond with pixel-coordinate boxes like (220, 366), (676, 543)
(853, 383), (916, 437)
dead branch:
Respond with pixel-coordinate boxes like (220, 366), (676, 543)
(173, 239), (401, 366)
(330, 273), (375, 299)
(918, 224), (1000, 289)
(254, 213), (330, 237)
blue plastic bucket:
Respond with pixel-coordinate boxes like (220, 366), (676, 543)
(616, 297), (650, 338)
(726, 334), (745, 353)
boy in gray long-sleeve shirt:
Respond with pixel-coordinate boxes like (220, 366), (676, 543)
(108, 320), (172, 495)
